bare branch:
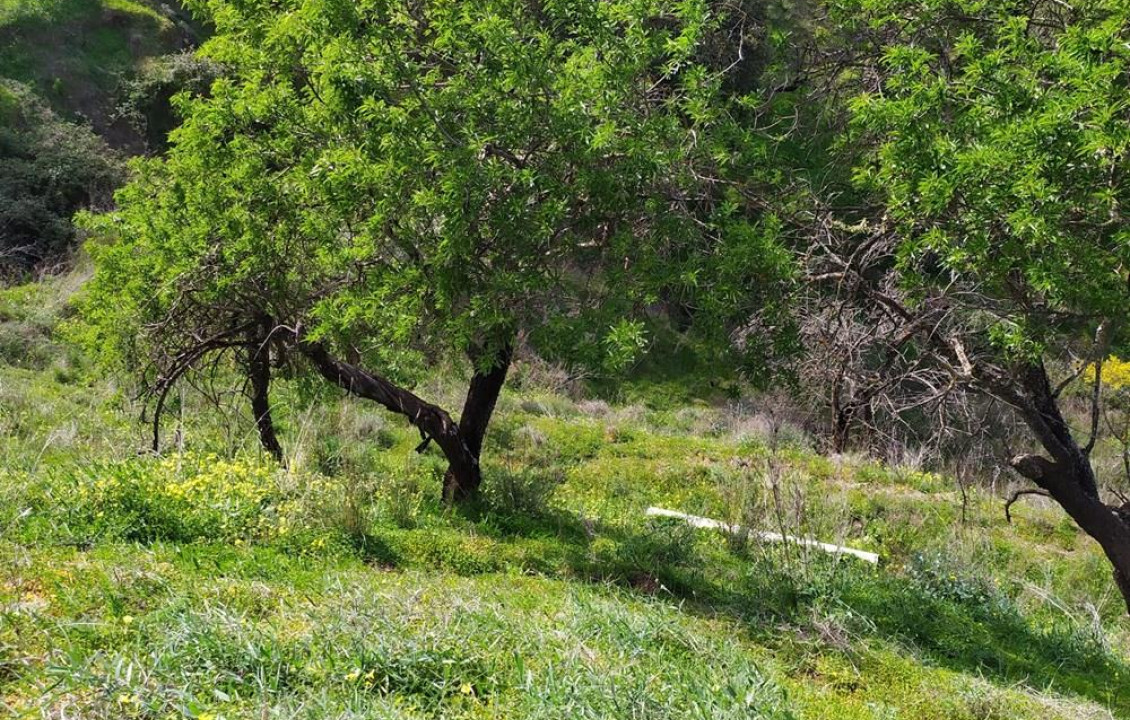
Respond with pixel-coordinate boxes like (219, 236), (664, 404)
(1084, 355), (1103, 456)
(1005, 488), (1051, 523)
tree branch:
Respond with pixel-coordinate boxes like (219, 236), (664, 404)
(1005, 488), (1051, 523)
(1084, 355), (1103, 455)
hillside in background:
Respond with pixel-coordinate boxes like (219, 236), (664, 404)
(0, 0), (209, 272)
(0, 0), (202, 149)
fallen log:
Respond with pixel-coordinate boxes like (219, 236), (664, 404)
(645, 506), (879, 565)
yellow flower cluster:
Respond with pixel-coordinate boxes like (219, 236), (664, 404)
(1087, 355), (1130, 391)
(82, 453), (285, 541)
(86, 454), (271, 502)
(74, 452), (363, 554)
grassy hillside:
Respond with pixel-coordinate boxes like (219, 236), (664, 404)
(0, 0), (199, 148)
(0, 273), (1128, 719)
(0, 0), (210, 272)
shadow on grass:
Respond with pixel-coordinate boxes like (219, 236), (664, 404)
(361, 501), (1130, 716)
(831, 572), (1128, 711)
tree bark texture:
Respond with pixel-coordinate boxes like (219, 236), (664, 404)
(248, 318), (284, 463)
(1007, 361), (1130, 613)
(299, 338), (513, 503)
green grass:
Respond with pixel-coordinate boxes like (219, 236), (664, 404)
(1, 273), (1129, 718)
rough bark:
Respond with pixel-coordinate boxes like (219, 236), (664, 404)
(298, 335), (514, 503)
(830, 396), (877, 454)
(298, 341), (481, 501)
(1011, 450), (1130, 612)
(443, 340), (514, 501)
(1006, 361), (1130, 613)
(248, 319), (284, 464)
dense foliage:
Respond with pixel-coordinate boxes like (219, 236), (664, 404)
(0, 80), (121, 272)
(64, 0), (1130, 603)
(78, 0), (793, 496)
(86, 0), (785, 366)
(846, 0), (1130, 355)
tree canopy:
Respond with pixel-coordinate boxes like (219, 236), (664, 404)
(79, 0), (790, 498)
(849, 0), (1130, 351)
(808, 0), (1130, 606)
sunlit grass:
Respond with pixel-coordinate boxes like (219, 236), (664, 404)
(1, 272), (1128, 718)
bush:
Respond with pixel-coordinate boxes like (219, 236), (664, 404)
(482, 465), (563, 517)
(0, 80), (122, 271)
(115, 52), (219, 151)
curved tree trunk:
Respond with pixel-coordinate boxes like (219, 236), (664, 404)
(1006, 361), (1130, 613)
(1012, 452), (1130, 612)
(298, 340), (507, 504)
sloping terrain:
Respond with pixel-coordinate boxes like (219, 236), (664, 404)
(0, 0), (209, 271)
(0, 274), (1127, 719)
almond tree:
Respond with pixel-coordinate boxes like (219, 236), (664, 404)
(79, 0), (787, 501)
(810, 0), (1130, 608)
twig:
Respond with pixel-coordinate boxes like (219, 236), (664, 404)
(1004, 488), (1051, 523)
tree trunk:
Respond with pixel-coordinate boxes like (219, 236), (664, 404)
(443, 340), (514, 502)
(248, 319), (284, 464)
(832, 404), (854, 453)
(1007, 361), (1130, 613)
(1012, 452), (1130, 612)
(298, 336), (513, 504)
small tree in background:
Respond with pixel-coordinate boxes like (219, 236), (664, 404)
(79, 0), (789, 501)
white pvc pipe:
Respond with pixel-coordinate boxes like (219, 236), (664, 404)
(645, 506), (879, 565)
